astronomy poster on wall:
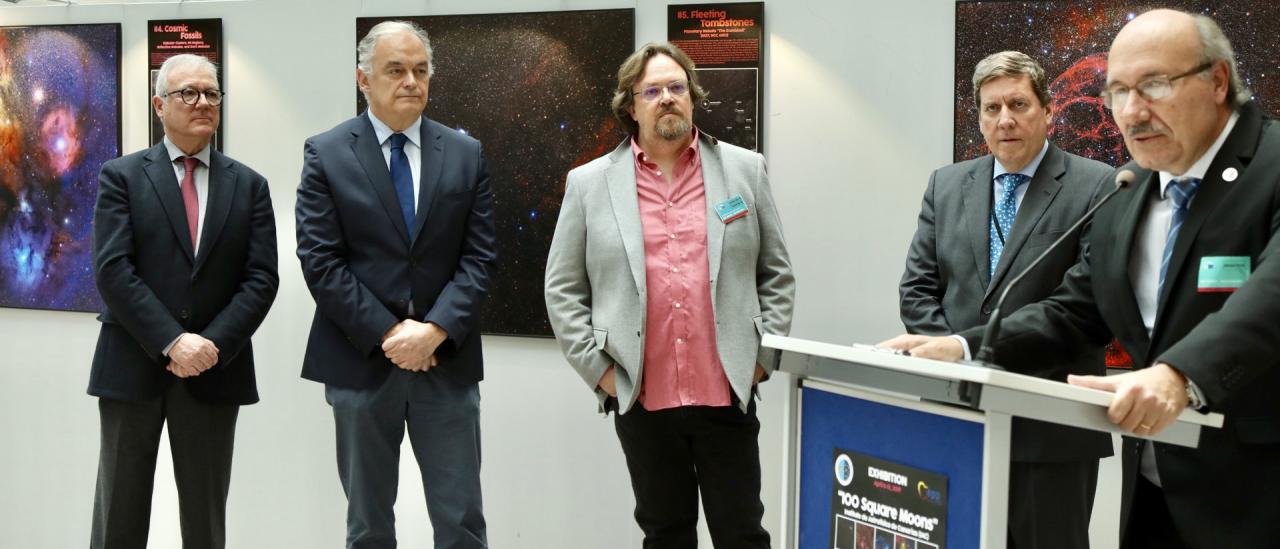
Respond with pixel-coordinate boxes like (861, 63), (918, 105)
(830, 449), (947, 549)
(955, 1), (1280, 167)
(667, 2), (763, 151)
(356, 10), (634, 337)
(148, 18), (223, 150)
(0, 24), (120, 313)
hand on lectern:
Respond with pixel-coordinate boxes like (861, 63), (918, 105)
(1068, 363), (1189, 436)
(877, 334), (963, 362)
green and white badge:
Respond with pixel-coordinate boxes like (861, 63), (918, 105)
(1198, 256), (1251, 292)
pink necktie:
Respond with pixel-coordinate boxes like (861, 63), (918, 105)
(180, 156), (200, 250)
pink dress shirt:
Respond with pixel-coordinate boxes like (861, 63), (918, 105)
(632, 135), (732, 411)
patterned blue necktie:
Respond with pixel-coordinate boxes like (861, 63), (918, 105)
(389, 133), (416, 236)
(1157, 177), (1202, 298)
(989, 173), (1030, 275)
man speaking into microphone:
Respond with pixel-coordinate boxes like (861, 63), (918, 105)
(895, 50), (1113, 549)
(884, 10), (1280, 548)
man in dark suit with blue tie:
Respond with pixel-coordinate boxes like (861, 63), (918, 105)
(89, 53), (279, 549)
(296, 20), (496, 549)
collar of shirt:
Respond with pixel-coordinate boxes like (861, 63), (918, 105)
(1158, 110), (1240, 197)
(162, 135), (212, 166)
(992, 139), (1049, 183)
(630, 127), (701, 167)
(367, 110), (423, 150)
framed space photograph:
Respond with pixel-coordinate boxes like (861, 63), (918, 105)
(954, 1), (1280, 166)
(0, 23), (121, 313)
(356, 9), (635, 337)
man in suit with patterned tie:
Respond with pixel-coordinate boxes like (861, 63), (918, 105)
(897, 51), (1113, 549)
(296, 21), (495, 549)
(886, 10), (1280, 548)
(544, 43), (794, 548)
(89, 53), (279, 549)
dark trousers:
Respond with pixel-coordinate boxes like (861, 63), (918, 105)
(1122, 476), (1188, 549)
(326, 367), (486, 549)
(1006, 459), (1099, 549)
(91, 380), (239, 549)
(613, 398), (770, 549)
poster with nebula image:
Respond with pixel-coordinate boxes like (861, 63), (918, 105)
(955, 1), (1280, 166)
(0, 24), (120, 313)
(356, 10), (634, 337)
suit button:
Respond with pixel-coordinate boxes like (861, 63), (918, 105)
(981, 307), (992, 316)
(179, 310), (190, 320)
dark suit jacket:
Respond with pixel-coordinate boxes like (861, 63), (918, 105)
(962, 101), (1280, 547)
(901, 143), (1114, 462)
(296, 114), (496, 389)
(89, 142), (279, 405)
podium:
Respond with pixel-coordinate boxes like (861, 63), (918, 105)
(763, 334), (1223, 549)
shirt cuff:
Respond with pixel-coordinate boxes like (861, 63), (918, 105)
(1186, 379), (1208, 410)
(162, 333), (184, 357)
(949, 334), (972, 361)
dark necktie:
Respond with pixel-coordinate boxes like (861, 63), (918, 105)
(989, 173), (1030, 275)
(1157, 177), (1202, 297)
(178, 156), (200, 251)
(389, 133), (415, 236)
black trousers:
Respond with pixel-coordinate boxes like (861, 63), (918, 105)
(1006, 459), (1099, 549)
(1122, 476), (1189, 549)
(91, 380), (239, 549)
(613, 398), (770, 549)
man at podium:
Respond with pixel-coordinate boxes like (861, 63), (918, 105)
(897, 50), (1113, 549)
(885, 10), (1280, 549)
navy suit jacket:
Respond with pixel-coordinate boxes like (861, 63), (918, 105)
(296, 113), (496, 389)
(89, 143), (279, 405)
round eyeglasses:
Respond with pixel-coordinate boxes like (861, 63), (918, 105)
(165, 88), (224, 106)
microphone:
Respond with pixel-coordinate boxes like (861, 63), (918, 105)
(973, 169), (1136, 364)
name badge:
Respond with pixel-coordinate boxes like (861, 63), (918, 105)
(1198, 256), (1250, 292)
(714, 194), (749, 224)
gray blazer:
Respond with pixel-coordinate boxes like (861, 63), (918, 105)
(899, 143), (1114, 462)
(545, 134), (795, 413)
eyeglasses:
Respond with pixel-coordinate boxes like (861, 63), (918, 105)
(1100, 62), (1213, 110)
(165, 88), (224, 106)
(632, 80), (689, 102)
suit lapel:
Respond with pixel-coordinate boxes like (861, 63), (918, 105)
(987, 146), (1064, 297)
(193, 151), (237, 274)
(351, 116), (411, 245)
(143, 144), (195, 263)
(1154, 106), (1260, 328)
(412, 118), (443, 243)
(604, 141), (647, 294)
(701, 135), (728, 295)
(962, 157), (995, 289)
(1109, 170), (1155, 355)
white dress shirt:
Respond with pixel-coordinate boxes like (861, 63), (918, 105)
(1132, 111), (1238, 486)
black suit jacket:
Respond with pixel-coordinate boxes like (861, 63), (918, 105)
(89, 142), (279, 405)
(962, 101), (1280, 547)
(901, 143), (1114, 462)
(296, 114), (496, 389)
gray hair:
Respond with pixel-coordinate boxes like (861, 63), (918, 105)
(154, 54), (218, 98)
(1193, 14), (1251, 108)
(971, 51), (1050, 111)
(357, 20), (434, 77)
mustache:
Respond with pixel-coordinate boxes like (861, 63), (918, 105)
(1127, 122), (1165, 136)
(658, 105), (682, 116)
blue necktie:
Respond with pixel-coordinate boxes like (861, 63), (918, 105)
(1157, 177), (1201, 298)
(389, 133), (415, 236)
(989, 173), (1030, 275)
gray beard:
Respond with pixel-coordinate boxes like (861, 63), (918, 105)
(656, 116), (692, 141)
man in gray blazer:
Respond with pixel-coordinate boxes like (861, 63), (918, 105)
(898, 51), (1113, 549)
(544, 42), (794, 549)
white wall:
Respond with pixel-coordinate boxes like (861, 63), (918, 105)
(0, 0), (1121, 547)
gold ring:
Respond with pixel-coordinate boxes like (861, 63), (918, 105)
(1139, 424), (1152, 430)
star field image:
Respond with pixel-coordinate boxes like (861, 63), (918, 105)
(357, 10), (634, 337)
(955, 1), (1280, 166)
(0, 25), (120, 313)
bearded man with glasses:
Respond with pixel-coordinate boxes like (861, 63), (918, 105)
(883, 9), (1280, 548)
(545, 42), (794, 548)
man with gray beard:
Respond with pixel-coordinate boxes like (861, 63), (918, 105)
(545, 42), (794, 548)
